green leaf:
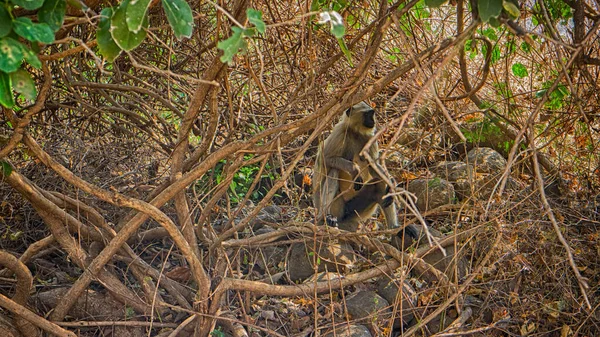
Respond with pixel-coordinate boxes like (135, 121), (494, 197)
(11, 0), (45, 10)
(481, 27), (498, 41)
(98, 8), (122, 61)
(39, 0), (67, 31)
(0, 71), (14, 108)
(12, 17), (55, 44)
(0, 7), (12, 38)
(502, 0), (520, 18)
(10, 69), (37, 100)
(161, 0), (194, 39)
(488, 16), (501, 27)
(247, 8), (265, 34)
(424, 0), (448, 7)
(0, 37), (25, 73)
(478, 0), (503, 23)
(520, 42), (530, 53)
(337, 38), (353, 67)
(23, 48), (42, 69)
(110, 0), (148, 51)
(0, 160), (13, 176)
(217, 26), (247, 64)
(126, 0), (152, 32)
(330, 22), (345, 38)
(511, 63), (528, 78)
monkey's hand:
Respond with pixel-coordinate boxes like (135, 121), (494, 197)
(353, 176), (363, 191)
(351, 164), (363, 190)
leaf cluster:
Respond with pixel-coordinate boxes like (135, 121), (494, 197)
(0, 0), (58, 107)
(97, 0), (194, 62)
(425, 0), (521, 26)
(217, 8), (266, 64)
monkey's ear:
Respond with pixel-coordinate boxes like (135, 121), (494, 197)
(345, 108), (352, 117)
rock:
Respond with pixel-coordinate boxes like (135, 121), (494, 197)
(391, 227), (469, 283)
(375, 278), (417, 325)
(250, 205), (283, 230)
(255, 246), (287, 274)
(288, 241), (355, 282)
(407, 178), (456, 211)
(345, 291), (390, 323)
(425, 309), (457, 333)
(323, 324), (372, 337)
(420, 243), (469, 283)
(466, 147), (506, 174)
(431, 161), (474, 200)
(431, 161), (473, 182)
(391, 225), (442, 251)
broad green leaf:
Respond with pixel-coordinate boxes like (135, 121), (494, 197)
(39, 0), (67, 31)
(0, 71), (14, 108)
(161, 0), (194, 39)
(0, 37), (25, 73)
(110, 0), (148, 51)
(478, 0), (503, 23)
(247, 8), (265, 34)
(0, 7), (11, 37)
(13, 17), (55, 44)
(502, 0), (520, 18)
(11, 0), (45, 10)
(511, 63), (528, 78)
(23, 48), (42, 69)
(126, 0), (152, 32)
(488, 16), (501, 27)
(217, 26), (247, 64)
(424, 0), (448, 7)
(0, 160), (13, 177)
(98, 8), (122, 61)
(520, 42), (531, 53)
(10, 69), (37, 100)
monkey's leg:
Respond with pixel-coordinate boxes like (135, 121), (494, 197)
(378, 184), (421, 241)
(340, 182), (380, 221)
(315, 170), (342, 226)
(381, 202), (399, 228)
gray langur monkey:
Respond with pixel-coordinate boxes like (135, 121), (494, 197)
(313, 102), (418, 240)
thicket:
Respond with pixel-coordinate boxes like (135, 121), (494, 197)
(0, 0), (599, 336)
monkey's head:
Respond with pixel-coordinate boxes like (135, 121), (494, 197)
(344, 101), (376, 135)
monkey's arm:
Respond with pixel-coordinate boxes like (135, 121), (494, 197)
(325, 156), (359, 176)
(325, 156), (363, 189)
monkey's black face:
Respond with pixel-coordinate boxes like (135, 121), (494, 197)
(363, 109), (375, 128)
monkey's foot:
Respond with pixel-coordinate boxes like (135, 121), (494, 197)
(325, 214), (338, 227)
(381, 195), (393, 208)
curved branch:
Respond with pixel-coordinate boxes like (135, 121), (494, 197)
(0, 293), (75, 337)
(0, 250), (39, 337)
